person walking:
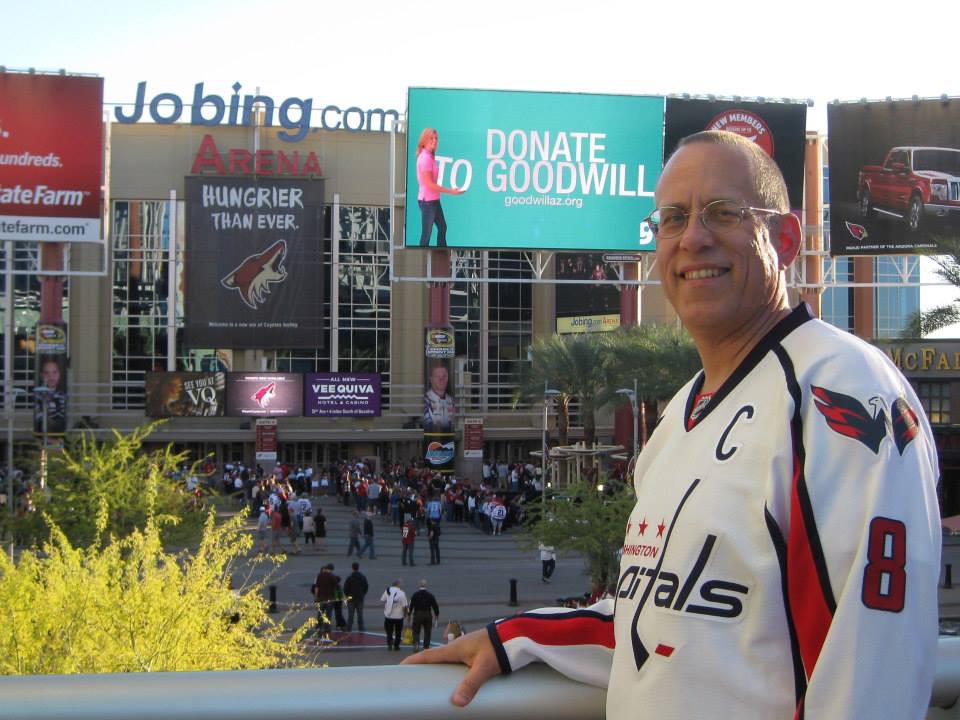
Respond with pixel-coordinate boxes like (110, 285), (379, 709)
(314, 506), (327, 551)
(408, 579), (440, 652)
(343, 562), (369, 632)
(539, 543), (557, 583)
(311, 563), (339, 642)
(401, 515), (417, 566)
(346, 510), (363, 557)
(302, 510), (316, 551)
(427, 519), (441, 565)
(380, 579), (408, 651)
(357, 511), (376, 559)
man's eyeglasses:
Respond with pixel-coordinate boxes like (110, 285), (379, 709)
(644, 199), (783, 239)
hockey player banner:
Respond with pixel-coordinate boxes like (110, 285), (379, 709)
(664, 98), (807, 212)
(0, 73), (103, 242)
(304, 372), (381, 417)
(405, 88), (664, 251)
(226, 372), (303, 417)
(827, 99), (960, 256)
(145, 371), (226, 417)
(34, 323), (68, 436)
(184, 176), (324, 347)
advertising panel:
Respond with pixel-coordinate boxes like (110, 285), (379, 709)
(555, 252), (621, 333)
(145, 371), (226, 417)
(184, 176), (324, 348)
(226, 373), (303, 417)
(34, 323), (68, 436)
(0, 73), (103, 242)
(664, 98), (807, 210)
(405, 88), (664, 251)
(304, 372), (381, 417)
(827, 99), (960, 256)
(255, 419), (278, 461)
(423, 354), (455, 474)
(463, 418), (484, 459)
(425, 327), (455, 359)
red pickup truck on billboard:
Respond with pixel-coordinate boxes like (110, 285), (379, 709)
(858, 146), (960, 232)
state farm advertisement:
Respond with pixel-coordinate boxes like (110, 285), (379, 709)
(827, 100), (960, 256)
(0, 73), (103, 242)
(184, 176), (325, 348)
(145, 371), (226, 417)
(304, 372), (381, 417)
(664, 98), (807, 211)
(226, 373), (303, 417)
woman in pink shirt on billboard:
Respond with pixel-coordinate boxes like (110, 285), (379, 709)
(416, 128), (465, 247)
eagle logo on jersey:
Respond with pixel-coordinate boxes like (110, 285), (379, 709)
(220, 239), (287, 309)
(811, 386), (919, 455)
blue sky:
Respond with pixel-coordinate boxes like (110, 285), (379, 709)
(5, 0), (958, 132)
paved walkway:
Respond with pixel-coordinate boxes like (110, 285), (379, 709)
(237, 494), (591, 667)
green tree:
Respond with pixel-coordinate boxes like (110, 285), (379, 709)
(903, 234), (960, 337)
(515, 333), (615, 447)
(14, 422), (208, 549)
(523, 480), (635, 588)
(0, 500), (307, 674)
(602, 323), (701, 446)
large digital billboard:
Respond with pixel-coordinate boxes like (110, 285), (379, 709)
(405, 88), (664, 251)
(184, 176), (325, 348)
(304, 372), (381, 417)
(226, 373), (303, 417)
(146, 372), (226, 417)
(664, 98), (807, 211)
(828, 99), (960, 256)
(0, 73), (103, 242)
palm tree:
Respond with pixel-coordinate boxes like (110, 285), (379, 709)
(601, 323), (702, 447)
(903, 234), (960, 337)
(514, 333), (613, 447)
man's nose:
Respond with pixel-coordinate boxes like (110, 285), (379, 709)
(677, 210), (714, 251)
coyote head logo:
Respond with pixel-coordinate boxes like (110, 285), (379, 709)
(221, 240), (287, 309)
(251, 382), (276, 409)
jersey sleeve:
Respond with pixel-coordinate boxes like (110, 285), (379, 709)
(782, 349), (941, 718)
(486, 599), (615, 688)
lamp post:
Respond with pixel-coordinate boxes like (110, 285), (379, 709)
(5, 388), (25, 517)
(33, 386), (51, 490)
(541, 383), (561, 506)
(616, 378), (639, 461)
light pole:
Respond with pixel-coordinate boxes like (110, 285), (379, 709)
(542, 383), (561, 506)
(4, 388), (25, 515)
(616, 378), (639, 461)
(33, 386), (51, 490)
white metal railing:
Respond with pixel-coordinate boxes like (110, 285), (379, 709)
(2, 637), (960, 719)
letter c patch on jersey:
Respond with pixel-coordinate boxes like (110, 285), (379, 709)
(715, 405), (755, 462)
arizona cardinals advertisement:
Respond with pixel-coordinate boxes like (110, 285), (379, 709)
(145, 371), (226, 417)
(664, 98), (807, 211)
(226, 372), (303, 416)
(0, 72), (104, 242)
(184, 176), (324, 347)
(827, 99), (960, 256)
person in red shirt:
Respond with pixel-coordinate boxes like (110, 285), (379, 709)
(401, 516), (417, 566)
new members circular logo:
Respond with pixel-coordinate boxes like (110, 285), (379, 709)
(706, 109), (774, 157)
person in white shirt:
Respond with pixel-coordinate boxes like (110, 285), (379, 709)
(380, 579), (409, 651)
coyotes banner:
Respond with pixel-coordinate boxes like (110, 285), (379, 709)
(183, 176), (324, 348)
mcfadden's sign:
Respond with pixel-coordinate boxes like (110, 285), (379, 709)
(114, 81), (400, 142)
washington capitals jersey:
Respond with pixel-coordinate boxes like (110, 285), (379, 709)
(488, 305), (941, 719)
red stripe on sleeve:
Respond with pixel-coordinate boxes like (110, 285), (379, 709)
(496, 614), (615, 649)
(786, 453), (833, 679)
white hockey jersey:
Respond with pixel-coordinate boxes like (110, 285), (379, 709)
(489, 305), (941, 719)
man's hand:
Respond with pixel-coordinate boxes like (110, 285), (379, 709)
(401, 628), (501, 706)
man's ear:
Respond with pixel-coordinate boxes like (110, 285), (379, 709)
(772, 212), (802, 270)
